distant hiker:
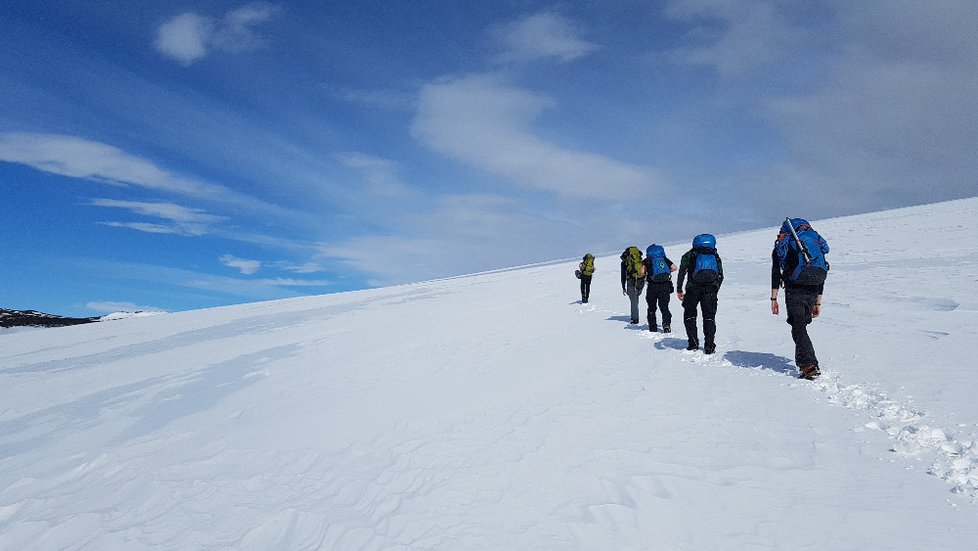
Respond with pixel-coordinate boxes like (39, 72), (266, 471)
(643, 244), (677, 333)
(620, 246), (646, 324)
(771, 217), (830, 380)
(676, 234), (723, 353)
(577, 253), (595, 303)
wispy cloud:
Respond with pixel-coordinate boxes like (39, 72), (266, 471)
(337, 152), (411, 198)
(220, 254), (262, 275)
(0, 132), (303, 222)
(259, 278), (332, 287)
(91, 198), (225, 236)
(271, 261), (326, 274)
(0, 133), (218, 196)
(411, 74), (659, 199)
(664, 0), (809, 78)
(220, 254), (261, 275)
(490, 11), (597, 64)
(155, 3), (278, 65)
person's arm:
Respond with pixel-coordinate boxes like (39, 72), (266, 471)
(716, 255), (724, 288)
(813, 294), (823, 318)
(676, 253), (688, 300)
(620, 261), (627, 294)
(771, 250), (781, 315)
(666, 256), (677, 272)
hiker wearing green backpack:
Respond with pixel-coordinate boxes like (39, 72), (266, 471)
(676, 234), (723, 353)
(620, 246), (646, 324)
(577, 253), (595, 303)
(643, 244), (677, 333)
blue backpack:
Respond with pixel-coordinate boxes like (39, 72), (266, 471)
(645, 245), (671, 283)
(775, 218), (829, 285)
(690, 234), (719, 284)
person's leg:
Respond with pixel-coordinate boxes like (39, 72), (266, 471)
(701, 289), (718, 354)
(657, 285), (672, 331)
(785, 287), (818, 372)
(646, 287), (657, 331)
(581, 276), (591, 303)
(682, 287), (700, 349)
(628, 280), (642, 323)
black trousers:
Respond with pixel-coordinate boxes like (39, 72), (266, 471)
(580, 275), (592, 302)
(646, 282), (673, 328)
(682, 285), (718, 347)
(785, 286), (819, 368)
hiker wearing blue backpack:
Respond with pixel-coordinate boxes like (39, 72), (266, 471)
(620, 246), (646, 324)
(676, 234), (723, 353)
(643, 244), (677, 333)
(771, 218), (830, 380)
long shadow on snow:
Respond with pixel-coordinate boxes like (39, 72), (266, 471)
(722, 350), (796, 376)
(654, 338), (689, 351)
(606, 315), (649, 331)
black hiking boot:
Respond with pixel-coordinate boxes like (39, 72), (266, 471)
(686, 341), (698, 351)
(799, 364), (821, 380)
(630, 319), (639, 325)
(649, 323), (658, 333)
(663, 324), (671, 333)
(704, 343), (716, 355)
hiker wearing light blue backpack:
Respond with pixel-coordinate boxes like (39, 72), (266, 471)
(676, 234), (723, 354)
(643, 244), (677, 333)
(771, 218), (830, 380)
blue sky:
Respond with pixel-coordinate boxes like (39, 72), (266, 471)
(2, 1), (976, 316)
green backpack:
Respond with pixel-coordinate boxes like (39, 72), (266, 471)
(581, 254), (595, 276)
(621, 246), (644, 280)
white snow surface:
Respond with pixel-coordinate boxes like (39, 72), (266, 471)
(3, 198), (978, 550)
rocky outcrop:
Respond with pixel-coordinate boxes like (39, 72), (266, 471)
(0, 308), (99, 328)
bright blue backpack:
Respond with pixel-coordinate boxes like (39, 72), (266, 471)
(645, 244), (671, 282)
(775, 218), (829, 285)
(691, 234), (719, 284)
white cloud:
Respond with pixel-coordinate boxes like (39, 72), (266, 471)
(0, 133), (221, 196)
(155, 13), (213, 65)
(664, 0), (810, 78)
(411, 74), (659, 199)
(272, 261), (325, 274)
(91, 199), (224, 236)
(491, 12), (597, 64)
(259, 278), (331, 287)
(319, 194), (618, 287)
(220, 254), (262, 275)
(155, 3), (277, 65)
(337, 152), (411, 198)
(0, 132), (301, 222)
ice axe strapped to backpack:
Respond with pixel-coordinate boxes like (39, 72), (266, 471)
(776, 217), (829, 285)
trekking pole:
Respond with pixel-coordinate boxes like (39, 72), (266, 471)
(785, 217), (812, 264)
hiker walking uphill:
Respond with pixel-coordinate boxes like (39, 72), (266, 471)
(620, 246), (646, 324)
(771, 218), (830, 380)
(644, 244), (677, 333)
(676, 234), (723, 353)
(577, 253), (595, 304)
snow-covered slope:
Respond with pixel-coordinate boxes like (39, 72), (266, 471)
(2, 198), (978, 550)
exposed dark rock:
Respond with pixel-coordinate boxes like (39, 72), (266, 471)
(0, 308), (99, 328)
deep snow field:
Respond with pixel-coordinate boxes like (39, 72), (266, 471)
(2, 198), (978, 550)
